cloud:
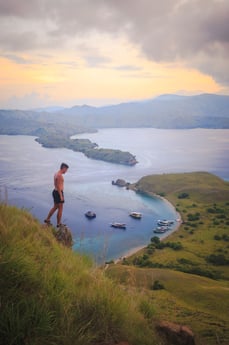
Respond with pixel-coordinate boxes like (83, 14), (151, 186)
(114, 65), (142, 71)
(3, 92), (53, 109)
(84, 55), (111, 68)
(0, 0), (228, 85)
(0, 53), (33, 64)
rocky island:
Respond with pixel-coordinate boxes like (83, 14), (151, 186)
(0, 109), (137, 166)
(36, 134), (138, 166)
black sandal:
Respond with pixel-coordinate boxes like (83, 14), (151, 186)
(44, 219), (52, 225)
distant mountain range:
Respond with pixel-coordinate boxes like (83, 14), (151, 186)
(1, 93), (229, 134)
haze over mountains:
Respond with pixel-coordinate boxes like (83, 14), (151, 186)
(1, 93), (229, 135)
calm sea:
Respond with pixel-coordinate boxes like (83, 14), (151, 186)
(1, 128), (229, 263)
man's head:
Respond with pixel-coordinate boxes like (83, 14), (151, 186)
(60, 162), (69, 173)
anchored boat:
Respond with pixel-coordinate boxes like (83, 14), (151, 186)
(157, 219), (174, 226)
(129, 211), (142, 219)
(153, 226), (168, 233)
(110, 222), (126, 229)
(85, 211), (96, 219)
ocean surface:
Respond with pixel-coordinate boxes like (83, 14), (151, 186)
(1, 128), (229, 264)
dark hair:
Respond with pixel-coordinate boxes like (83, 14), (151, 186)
(60, 163), (69, 169)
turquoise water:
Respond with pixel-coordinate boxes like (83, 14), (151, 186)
(1, 128), (229, 263)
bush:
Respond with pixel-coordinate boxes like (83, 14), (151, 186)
(177, 258), (196, 265)
(213, 220), (220, 225)
(187, 213), (200, 221)
(216, 214), (226, 219)
(207, 208), (215, 213)
(147, 248), (154, 255)
(206, 254), (229, 266)
(179, 266), (221, 280)
(178, 192), (189, 199)
(208, 206), (225, 214)
(150, 236), (160, 244)
(133, 255), (152, 268)
(139, 300), (155, 320)
(151, 280), (165, 291)
(154, 241), (183, 251)
(158, 192), (166, 197)
(186, 222), (197, 228)
(222, 234), (229, 241)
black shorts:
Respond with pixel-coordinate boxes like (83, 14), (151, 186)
(52, 190), (64, 204)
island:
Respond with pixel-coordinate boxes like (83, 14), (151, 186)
(0, 109), (138, 165)
(35, 134), (138, 166)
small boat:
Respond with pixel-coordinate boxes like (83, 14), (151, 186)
(129, 211), (142, 219)
(85, 211), (96, 219)
(153, 226), (167, 233)
(110, 222), (126, 229)
(157, 219), (174, 226)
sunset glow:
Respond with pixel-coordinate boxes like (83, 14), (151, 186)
(0, 0), (228, 109)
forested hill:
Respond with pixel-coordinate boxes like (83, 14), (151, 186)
(1, 93), (229, 132)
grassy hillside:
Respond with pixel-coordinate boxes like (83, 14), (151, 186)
(106, 172), (229, 345)
(128, 172), (229, 279)
(133, 171), (229, 204)
(106, 266), (229, 345)
(0, 203), (163, 345)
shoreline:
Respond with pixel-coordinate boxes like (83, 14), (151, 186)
(114, 194), (182, 264)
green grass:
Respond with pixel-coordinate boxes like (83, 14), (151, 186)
(129, 172), (229, 279)
(107, 172), (229, 344)
(0, 203), (163, 345)
(133, 171), (229, 203)
(106, 265), (229, 345)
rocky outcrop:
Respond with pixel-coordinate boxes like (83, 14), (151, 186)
(112, 179), (127, 187)
(156, 321), (195, 345)
(112, 179), (130, 187)
(54, 224), (73, 248)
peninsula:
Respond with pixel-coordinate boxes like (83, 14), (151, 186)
(0, 108), (138, 165)
(35, 134), (137, 166)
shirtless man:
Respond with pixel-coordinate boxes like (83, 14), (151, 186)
(44, 162), (69, 227)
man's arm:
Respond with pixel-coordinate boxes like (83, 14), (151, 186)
(55, 174), (64, 201)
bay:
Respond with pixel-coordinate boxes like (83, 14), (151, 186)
(0, 128), (229, 264)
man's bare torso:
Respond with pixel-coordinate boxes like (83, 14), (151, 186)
(54, 171), (64, 191)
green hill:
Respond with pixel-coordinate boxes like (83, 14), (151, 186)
(129, 172), (229, 279)
(0, 204), (161, 345)
(106, 172), (229, 344)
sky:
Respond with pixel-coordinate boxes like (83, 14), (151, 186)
(0, 0), (229, 109)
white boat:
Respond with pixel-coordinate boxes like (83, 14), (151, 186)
(153, 226), (168, 233)
(157, 219), (174, 226)
(110, 222), (126, 229)
(129, 211), (142, 219)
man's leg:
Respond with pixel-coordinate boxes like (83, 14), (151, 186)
(57, 203), (63, 226)
(45, 204), (58, 223)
